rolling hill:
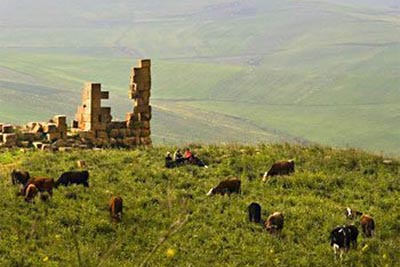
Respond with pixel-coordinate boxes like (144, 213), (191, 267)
(0, 0), (399, 154)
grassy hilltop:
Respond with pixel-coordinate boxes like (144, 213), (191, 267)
(0, 0), (399, 154)
(0, 144), (399, 266)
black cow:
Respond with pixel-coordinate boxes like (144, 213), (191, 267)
(11, 169), (30, 185)
(330, 225), (358, 257)
(56, 171), (89, 187)
(248, 202), (262, 223)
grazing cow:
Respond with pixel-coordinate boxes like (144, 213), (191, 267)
(264, 212), (284, 234)
(109, 196), (123, 221)
(24, 184), (38, 203)
(11, 169), (30, 185)
(248, 202), (262, 223)
(56, 171), (89, 187)
(207, 178), (241, 196)
(360, 214), (375, 237)
(263, 160), (295, 181)
(23, 177), (55, 197)
(330, 226), (350, 257)
(330, 225), (358, 257)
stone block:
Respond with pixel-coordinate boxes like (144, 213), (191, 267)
(100, 91), (109, 99)
(3, 133), (16, 142)
(44, 123), (58, 133)
(2, 124), (14, 134)
(134, 105), (152, 114)
(47, 132), (60, 142)
(96, 131), (108, 139)
(134, 98), (150, 106)
(58, 147), (73, 152)
(139, 59), (151, 68)
(21, 132), (35, 142)
(109, 129), (119, 138)
(72, 120), (79, 129)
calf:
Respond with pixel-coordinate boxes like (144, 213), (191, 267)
(360, 214), (375, 237)
(264, 212), (284, 234)
(24, 184), (38, 203)
(207, 177), (241, 196)
(56, 171), (89, 187)
(23, 177), (55, 197)
(109, 196), (123, 221)
(263, 160), (295, 181)
(11, 169), (30, 185)
(248, 202), (262, 223)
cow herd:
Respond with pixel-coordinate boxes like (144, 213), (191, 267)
(10, 156), (376, 258)
(205, 159), (376, 258)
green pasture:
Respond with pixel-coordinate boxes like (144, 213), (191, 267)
(0, 144), (399, 266)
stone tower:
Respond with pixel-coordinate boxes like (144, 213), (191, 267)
(126, 59), (152, 146)
(75, 82), (112, 133)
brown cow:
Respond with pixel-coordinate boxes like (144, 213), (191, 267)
(264, 212), (284, 234)
(345, 208), (375, 237)
(263, 160), (295, 181)
(109, 196), (123, 221)
(360, 214), (375, 237)
(23, 177), (55, 197)
(24, 184), (38, 203)
(207, 177), (241, 196)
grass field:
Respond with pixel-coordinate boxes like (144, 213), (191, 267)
(0, 0), (399, 155)
(0, 144), (399, 266)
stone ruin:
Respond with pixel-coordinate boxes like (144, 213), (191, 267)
(0, 59), (152, 150)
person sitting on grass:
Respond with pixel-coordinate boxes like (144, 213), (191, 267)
(165, 152), (175, 168)
(174, 149), (184, 165)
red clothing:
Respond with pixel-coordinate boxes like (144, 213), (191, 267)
(184, 150), (192, 159)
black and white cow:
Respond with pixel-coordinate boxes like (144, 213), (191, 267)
(330, 225), (358, 257)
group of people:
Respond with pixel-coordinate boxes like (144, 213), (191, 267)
(165, 148), (208, 168)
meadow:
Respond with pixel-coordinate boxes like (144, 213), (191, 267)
(0, 144), (399, 266)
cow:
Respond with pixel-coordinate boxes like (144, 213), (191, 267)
(11, 169), (30, 185)
(109, 196), (123, 221)
(207, 177), (241, 196)
(263, 160), (295, 181)
(248, 202), (262, 223)
(330, 226), (350, 257)
(345, 208), (375, 237)
(23, 177), (55, 197)
(24, 184), (38, 203)
(264, 212), (284, 234)
(330, 225), (358, 257)
(56, 171), (89, 187)
(345, 225), (359, 249)
(360, 214), (375, 237)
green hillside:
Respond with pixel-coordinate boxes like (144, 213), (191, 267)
(0, 0), (399, 154)
(0, 144), (399, 266)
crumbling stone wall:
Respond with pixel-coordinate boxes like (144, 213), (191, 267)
(0, 59), (153, 150)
